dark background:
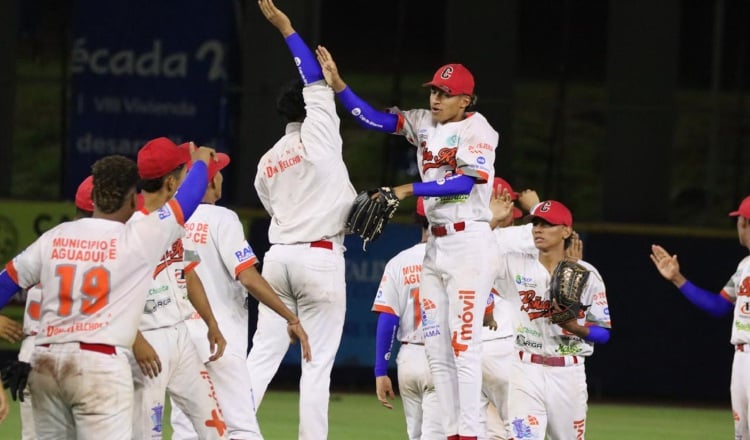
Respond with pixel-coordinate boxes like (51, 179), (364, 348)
(0, 0), (749, 405)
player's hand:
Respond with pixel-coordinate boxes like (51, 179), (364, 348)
(206, 322), (226, 362)
(650, 244), (687, 287)
(375, 375), (396, 409)
(0, 381), (8, 424)
(133, 336), (162, 378)
(315, 45), (347, 92)
(287, 319), (312, 363)
(483, 314), (498, 331)
(0, 316), (23, 344)
(517, 189), (540, 212)
(489, 187), (513, 228)
(566, 231), (583, 261)
(191, 146), (217, 167)
(258, 0), (294, 37)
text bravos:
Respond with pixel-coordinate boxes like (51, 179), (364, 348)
(71, 38), (226, 81)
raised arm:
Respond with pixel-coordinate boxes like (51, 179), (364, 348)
(315, 45), (399, 133)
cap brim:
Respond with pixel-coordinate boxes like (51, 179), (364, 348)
(215, 152), (230, 172)
(512, 207), (523, 219)
(422, 82), (455, 95)
(729, 210), (741, 217)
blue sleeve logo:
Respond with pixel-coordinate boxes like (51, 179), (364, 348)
(234, 246), (255, 262)
(157, 206), (171, 220)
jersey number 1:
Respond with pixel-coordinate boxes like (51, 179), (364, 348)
(55, 264), (111, 316)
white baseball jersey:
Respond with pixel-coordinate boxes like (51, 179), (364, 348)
(7, 202), (186, 348)
(182, 204), (257, 356)
(719, 255), (750, 345)
(372, 243), (427, 344)
(496, 255), (611, 358)
(22, 285), (42, 337)
(393, 109), (498, 225)
(483, 224), (536, 342)
(129, 210), (200, 331)
(254, 82), (357, 245)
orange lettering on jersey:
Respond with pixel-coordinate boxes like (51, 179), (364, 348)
(153, 240), (184, 278)
(451, 331), (468, 357)
(265, 154), (303, 178)
(421, 147), (457, 173)
(739, 277), (750, 296)
(185, 222), (209, 244)
(518, 289), (551, 320)
(27, 300), (41, 321)
(573, 419), (585, 440)
(204, 410), (227, 437)
(403, 273), (421, 285)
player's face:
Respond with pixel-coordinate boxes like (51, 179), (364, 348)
(738, 216), (749, 247)
(429, 87), (471, 124)
(531, 219), (571, 252)
(213, 171), (224, 201)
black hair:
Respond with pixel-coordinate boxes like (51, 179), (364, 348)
(75, 208), (93, 219)
(276, 79), (306, 123)
(414, 212), (429, 230)
(139, 164), (186, 193)
(91, 155), (139, 214)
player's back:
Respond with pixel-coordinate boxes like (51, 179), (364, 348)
(11, 209), (184, 348)
(255, 83), (356, 245)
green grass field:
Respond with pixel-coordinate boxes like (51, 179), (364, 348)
(0, 390), (733, 439)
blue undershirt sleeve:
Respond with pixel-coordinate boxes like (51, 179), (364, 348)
(174, 161), (208, 220)
(583, 325), (610, 344)
(413, 174), (475, 197)
(336, 87), (399, 133)
(284, 33), (324, 84)
(678, 280), (734, 318)
(374, 312), (400, 377)
(0, 270), (22, 310)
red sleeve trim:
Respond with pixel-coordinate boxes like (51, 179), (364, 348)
(720, 289), (735, 303)
(234, 258), (257, 279)
(167, 199), (185, 226)
(395, 114), (405, 134)
(372, 304), (397, 316)
(5, 262), (19, 284)
(184, 261), (199, 273)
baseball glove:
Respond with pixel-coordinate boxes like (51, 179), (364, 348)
(1, 360), (31, 402)
(346, 187), (400, 250)
(549, 259), (590, 324)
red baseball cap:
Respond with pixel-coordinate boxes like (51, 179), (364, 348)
(75, 175), (94, 212)
(416, 196), (426, 217)
(137, 137), (192, 179)
(729, 196), (750, 218)
(529, 200), (573, 227)
(493, 177), (522, 219)
(422, 63), (475, 96)
(208, 153), (230, 182)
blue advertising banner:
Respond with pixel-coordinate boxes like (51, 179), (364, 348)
(280, 223), (423, 367)
(65, 0), (235, 198)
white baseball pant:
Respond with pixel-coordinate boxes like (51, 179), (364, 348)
(508, 356), (588, 440)
(132, 323), (227, 440)
(396, 342), (443, 440)
(171, 334), (262, 439)
(479, 336), (513, 440)
(246, 242), (347, 440)
(731, 348), (750, 439)
(421, 221), (499, 437)
(18, 336), (36, 440)
(29, 343), (134, 440)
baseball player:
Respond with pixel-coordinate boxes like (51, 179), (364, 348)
(0, 175), (97, 439)
(316, 46), (499, 439)
(0, 150), (213, 439)
(130, 137), (228, 440)
(494, 200), (611, 440)
(650, 195), (750, 438)
(372, 197), (444, 440)
(245, 2), (356, 439)
(170, 151), (311, 440)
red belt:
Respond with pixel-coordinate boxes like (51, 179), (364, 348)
(519, 351), (579, 367)
(40, 342), (116, 355)
(310, 240), (333, 250)
(430, 221), (466, 237)
(737, 344), (746, 352)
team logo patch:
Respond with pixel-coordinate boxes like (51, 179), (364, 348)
(476, 156), (486, 165)
(512, 417), (533, 438)
(446, 134), (458, 146)
(440, 66), (454, 79)
(351, 107), (362, 116)
(150, 403), (164, 433)
(235, 247), (254, 263)
(539, 201), (553, 212)
(421, 299), (441, 337)
(156, 206), (171, 220)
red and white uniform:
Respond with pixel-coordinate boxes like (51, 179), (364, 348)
(495, 254), (611, 440)
(170, 203), (263, 440)
(718, 255), (750, 438)
(6, 202), (185, 440)
(372, 242), (443, 440)
(394, 108), (499, 437)
(247, 81), (356, 440)
(480, 223), (535, 440)
(129, 210), (226, 440)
